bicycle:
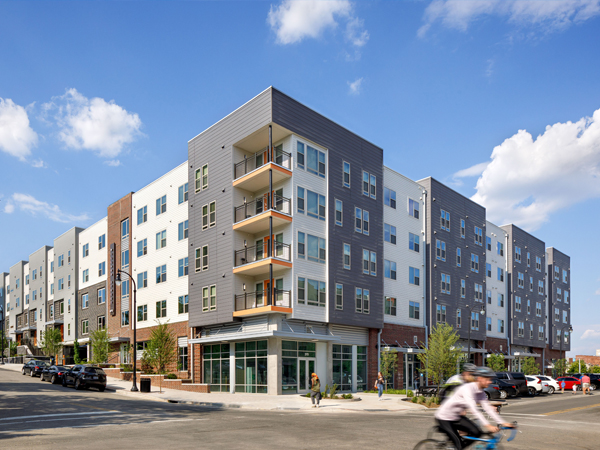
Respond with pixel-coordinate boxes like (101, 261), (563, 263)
(414, 424), (518, 450)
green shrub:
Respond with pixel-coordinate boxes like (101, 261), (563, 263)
(330, 383), (339, 399)
(342, 393), (353, 399)
(411, 396), (418, 403)
(165, 373), (177, 379)
(407, 390), (414, 397)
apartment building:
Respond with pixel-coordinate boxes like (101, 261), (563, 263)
(21, 246), (52, 352)
(418, 177), (488, 365)
(484, 222), (508, 360)
(187, 87), (382, 394)
(9, 261), (26, 342)
(1, 273), (7, 348)
(546, 247), (571, 364)
(77, 217), (108, 360)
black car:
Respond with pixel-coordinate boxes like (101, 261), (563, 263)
(22, 360), (49, 377)
(41, 365), (71, 384)
(492, 378), (519, 399)
(483, 383), (502, 400)
(62, 365), (107, 391)
(495, 372), (528, 396)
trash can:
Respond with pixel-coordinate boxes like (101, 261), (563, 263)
(140, 378), (151, 393)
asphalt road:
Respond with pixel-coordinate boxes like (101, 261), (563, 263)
(2, 368), (600, 449)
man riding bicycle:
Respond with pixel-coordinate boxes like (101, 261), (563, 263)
(435, 366), (514, 449)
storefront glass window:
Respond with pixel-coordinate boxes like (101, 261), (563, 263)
(234, 340), (268, 393)
(203, 344), (230, 392)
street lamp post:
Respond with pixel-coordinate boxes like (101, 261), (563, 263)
(116, 269), (138, 392)
(467, 304), (486, 364)
(559, 324), (573, 377)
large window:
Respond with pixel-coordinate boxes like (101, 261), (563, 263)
(409, 267), (420, 286)
(156, 300), (167, 318)
(335, 199), (343, 226)
(178, 220), (189, 240)
(137, 239), (147, 257)
(306, 145), (326, 178)
(307, 234), (326, 263)
(384, 260), (397, 280)
(178, 183), (188, 204)
(409, 233), (420, 252)
(156, 265), (167, 284)
(408, 199), (419, 218)
(409, 301), (420, 319)
(384, 224), (396, 244)
(137, 271), (147, 289)
(235, 341), (268, 393)
(332, 344), (367, 392)
(343, 161), (350, 188)
(306, 190), (325, 220)
(355, 287), (370, 313)
(178, 295), (189, 314)
(385, 296), (396, 316)
(362, 171), (376, 199)
(204, 344), (231, 393)
(156, 230), (167, 250)
(384, 187), (396, 208)
(178, 345), (189, 371)
(297, 278), (326, 307)
(137, 206), (147, 225)
(156, 195), (167, 215)
(282, 341), (312, 394)
(178, 257), (189, 277)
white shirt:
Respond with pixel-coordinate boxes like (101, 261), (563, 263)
(435, 382), (503, 426)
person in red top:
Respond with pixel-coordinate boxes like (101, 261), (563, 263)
(581, 374), (591, 395)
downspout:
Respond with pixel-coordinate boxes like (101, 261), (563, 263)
(377, 328), (382, 373)
(422, 190), (428, 351)
(268, 125), (273, 306)
(505, 232), (510, 370)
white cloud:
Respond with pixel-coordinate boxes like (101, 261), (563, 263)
(4, 193), (89, 223)
(451, 161), (489, 186)
(104, 159), (121, 167)
(581, 329), (600, 340)
(418, 0), (600, 37)
(268, 0), (368, 55)
(31, 159), (46, 168)
(595, 289), (600, 295)
(45, 88), (142, 158)
(469, 107), (600, 231)
(348, 77), (364, 95)
(0, 98), (39, 161)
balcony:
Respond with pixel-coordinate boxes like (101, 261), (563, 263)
(233, 289), (292, 317)
(233, 195), (292, 234)
(233, 242), (292, 276)
(233, 147), (292, 192)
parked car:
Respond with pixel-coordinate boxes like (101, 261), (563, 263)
(556, 376), (581, 391)
(495, 372), (528, 396)
(484, 383), (502, 400)
(526, 376), (550, 396)
(21, 360), (49, 377)
(491, 378), (518, 399)
(586, 374), (600, 390)
(41, 365), (71, 384)
(534, 375), (559, 394)
(62, 365), (107, 391)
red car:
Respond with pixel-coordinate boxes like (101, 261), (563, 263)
(556, 377), (581, 390)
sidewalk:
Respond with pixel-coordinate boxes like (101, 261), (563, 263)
(1, 363), (426, 413)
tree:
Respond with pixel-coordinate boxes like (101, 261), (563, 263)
(90, 328), (109, 364)
(568, 360), (584, 374)
(142, 321), (177, 374)
(9, 340), (18, 357)
(417, 323), (460, 393)
(40, 328), (63, 361)
(590, 365), (600, 374)
(553, 358), (567, 377)
(73, 338), (83, 364)
(380, 350), (398, 391)
(486, 354), (506, 372)
(521, 357), (540, 375)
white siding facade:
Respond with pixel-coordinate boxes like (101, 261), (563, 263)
(486, 221), (507, 339)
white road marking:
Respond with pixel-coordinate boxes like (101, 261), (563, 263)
(0, 411), (120, 422)
(501, 413), (547, 417)
(14, 418), (209, 432)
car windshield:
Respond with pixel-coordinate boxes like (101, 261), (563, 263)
(84, 367), (105, 374)
(56, 366), (68, 371)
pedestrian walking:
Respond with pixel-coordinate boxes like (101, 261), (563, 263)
(310, 373), (321, 408)
(581, 374), (591, 395)
(375, 372), (385, 401)
(560, 380), (565, 394)
(572, 382), (578, 394)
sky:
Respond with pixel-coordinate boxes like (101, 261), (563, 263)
(1, 0), (599, 358)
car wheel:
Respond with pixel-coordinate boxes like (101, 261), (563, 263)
(30, 370), (35, 377)
(40, 374), (45, 382)
(485, 391), (490, 400)
(548, 386), (555, 394)
(51, 375), (57, 384)
(499, 390), (507, 399)
(528, 387), (536, 397)
(62, 378), (67, 387)
(22, 369), (26, 375)
(75, 379), (82, 390)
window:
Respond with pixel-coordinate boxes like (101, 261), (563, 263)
(98, 234), (106, 250)
(461, 219), (465, 238)
(486, 236), (492, 251)
(302, 279), (326, 308)
(195, 245), (209, 272)
(385, 296), (396, 316)
(362, 171), (370, 197)
(156, 195), (167, 215)
(362, 250), (369, 275)
(527, 252), (531, 267)
(343, 161), (350, 187)
(335, 200), (343, 226)
(517, 272), (524, 288)
(563, 269), (568, 283)
(121, 280), (129, 302)
(178, 220), (189, 240)
(456, 248), (461, 266)
(58, 278), (64, 290)
(137, 206), (147, 225)
(306, 145), (326, 178)
(538, 280), (544, 295)
(530, 324), (534, 339)
(51, 283), (54, 294)
(156, 229), (167, 250)
(563, 310), (568, 324)
(297, 277), (306, 304)
(555, 307), (560, 321)
(527, 299), (531, 314)
(518, 321), (524, 337)
(178, 183), (188, 204)
(178, 295), (189, 314)
(137, 305), (148, 322)
(497, 267), (504, 281)
(436, 240), (446, 261)
(384, 187), (396, 208)
(456, 309), (462, 328)
(409, 301), (420, 319)
(202, 164), (208, 190)
(98, 261), (106, 277)
(178, 345), (189, 372)
(297, 231), (305, 258)
(498, 320), (504, 333)
(486, 263), (492, 278)
(487, 290), (492, 304)
(497, 242), (504, 256)
(122, 311), (130, 326)
(515, 296), (522, 312)
(355, 287), (369, 313)
(58, 255), (64, 267)
(96, 315), (105, 330)
(474, 283), (483, 302)
(156, 265), (167, 284)
(306, 190), (325, 220)
(369, 174), (376, 199)
(409, 267), (420, 286)
(498, 293), (504, 307)
(343, 243), (351, 270)
(51, 261), (54, 272)
(384, 224), (397, 244)
(156, 300), (167, 318)
(296, 142), (305, 169)
(137, 239), (147, 257)
(369, 251), (377, 276)
(137, 271), (148, 289)
(209, 201), (216, 227)
(307, 234), (326, 263)
(441, 274), (451, 294)
(440, 210), (450, 231)
(122, 249), (129, 268)
(461, 279), (466, 298)
(554, 265), (560, 280)
(538, 326), (544, 340)
(471, 312), (480, 331)
(97, 287), (106, 305)
(178, 257), (189, 277)
(68, 250), (71, 264)
(487, 317), (492, 332)
(409, 233), (420, 252)
(474, 227), (483, 246)
(83, 269), (89, 283)
(202, 285), (216, 312)
(362, 210), (369, 235)
(408, 199), (419, 219)
(82, 243), (89, 258)
(536, 256), (542, 271)
(122, 219), (129, 238)
(536, 302), (542, 317)
(515, 247), (522, 263)
(335, 284), (343, 310)
(195, 167), (202, 192)
(68, 275), (71, 288)
(297, 187), (305, 213)
(82, 320), (89, 335)
(529, 276), (533, 291)
(436, 305), (446, 323)
(471, 254), (479, 273)
(565, 291), (569, 304)
(82, 293), (89, 309)
(384, 260), (397, 280)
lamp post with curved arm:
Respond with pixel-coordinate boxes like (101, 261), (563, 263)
(559, 324), (573, 377)
(116, 269), (138, 392)
(467, 304), (486, 364)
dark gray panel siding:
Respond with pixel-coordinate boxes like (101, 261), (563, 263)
(188, 88), (272, 328)
(418, 178), (487, 342)
(547, 248), (571, 351)
(28, 246), (51, 316)
(77, 281), (108, 339)
(271, 88), (384, 329)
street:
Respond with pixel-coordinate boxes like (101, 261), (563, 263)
(1, 368), (600, 449)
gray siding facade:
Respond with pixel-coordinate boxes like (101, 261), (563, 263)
(28, 246), (52, 346)
(0, 273), (7, 335)
(9, 261), (27, 336)
(77, 280), (107, 339)
(547, 247), (571, 351)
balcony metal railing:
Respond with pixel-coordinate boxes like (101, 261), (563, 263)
(234, 194), (291, 223)
(234, 147), (292, 179)
(234, 242), (291, 266)
(234, 289), (291, 311)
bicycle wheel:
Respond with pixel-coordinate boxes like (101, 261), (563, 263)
(412, 439), (447, 450)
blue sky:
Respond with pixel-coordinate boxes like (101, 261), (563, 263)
(1, 0), (600, 357)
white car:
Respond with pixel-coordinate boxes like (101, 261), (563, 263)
(526, 376), (550, 395)
(534, 375), (559, 394)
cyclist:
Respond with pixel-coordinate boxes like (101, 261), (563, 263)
(435, 366), (514, 450)
(439, 363), (477, 401)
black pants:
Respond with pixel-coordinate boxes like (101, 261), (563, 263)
(436, 417), (482, 450)
(311, 391), (320, 405)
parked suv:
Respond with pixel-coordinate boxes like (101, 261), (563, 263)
(21, 360), (49, 377)
(526, 376), (549, 396)
(534, 375), (559, 394)
(62, 365), (107, 391)
(495, 372), (528, 396)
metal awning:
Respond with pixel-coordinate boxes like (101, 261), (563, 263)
(513, 352), (541, 357)
(456, 347), (488, 354)
(382, 346), (425, 354)
(78, 338), (90, 344)
(189, 329), (341, 345)
(21, 326), (37, 331)
(486, 353), (515, 360)
(44, 319), (64, 326)
(108, 336), (130, 343)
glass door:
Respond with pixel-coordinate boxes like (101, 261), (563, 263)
(298, 358), (316, 394)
